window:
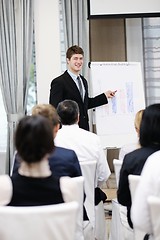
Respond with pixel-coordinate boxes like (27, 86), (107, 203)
(26, 33), (37, 115)
(0, 33), (37, 152)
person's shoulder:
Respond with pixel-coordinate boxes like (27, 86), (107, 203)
(125, 147), (142, 157)
(54, 146), (76, 155)
(50, 146), (77, 159)
(122, 148), (142, 165)
(123, 146), (154, 167)
(78, 128), (101, 143)
(51, 71), (68, 82)
(84, 129), (100, 139)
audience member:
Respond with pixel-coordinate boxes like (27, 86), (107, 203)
(12, 104), (82, 178)
(117, 104), (160, 229)
(0, 115), (64, 206)
(119, 109), (144, 160)
(55, 100), (111, 198)
(131, 150), (160, 239)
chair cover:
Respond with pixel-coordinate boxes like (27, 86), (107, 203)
(128, 174), (146, 240)
(80, 160), (97, 229)
(0, 201), (78, 240)
(113, 159), (123, 188)
(60, 176), (85, 240)
(148, 196), (160, 240)
(80, 160), (107, 240)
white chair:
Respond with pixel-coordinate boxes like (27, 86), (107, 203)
(109, 160), (134, 240)
(0, 201), (79, 240)
(80, 160), (97, 229)
(71, 176), (85, 240)
(148, 195), (160, 240)
(80, 160), (96, 240)
(113, 158), (123, 188)
(128, 174), (146, 240)
(95, 200), (107, 240)
(60, 176), (85, 240)
(80, 160), (107, 240)
(109, 198), (134, 240)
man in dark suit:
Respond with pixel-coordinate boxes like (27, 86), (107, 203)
(49, 45), (116, 131)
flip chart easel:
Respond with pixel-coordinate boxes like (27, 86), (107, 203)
(89, 62), (146, 148)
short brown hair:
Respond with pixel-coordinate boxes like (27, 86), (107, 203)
(66, 45), (84, 59)
(32, 104), (60, 127)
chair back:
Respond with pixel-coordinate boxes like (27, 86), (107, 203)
(0, 201), (78, 240)
(71, 176), (84, 240)
(80, 160), (97, 229)
(148, 195), (160, 240)
(113, 159), (123, 187)
(128, 174), (146, 240)
(128, 174), (141, 199)
(95, 200), (107, 240)
(60, 176), (84, 240)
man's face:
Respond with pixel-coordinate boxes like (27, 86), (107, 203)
(67, 54), (83, 75)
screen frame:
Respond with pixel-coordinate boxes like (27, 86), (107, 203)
(87, 0), (160, 19)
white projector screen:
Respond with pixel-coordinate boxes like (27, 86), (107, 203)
(88, 0), (160, 18)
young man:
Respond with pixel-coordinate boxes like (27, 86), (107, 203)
(49, 45), (116, 131)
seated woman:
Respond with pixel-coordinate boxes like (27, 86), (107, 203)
(0, 115), (64, 206)
(117, 104), (160, 229)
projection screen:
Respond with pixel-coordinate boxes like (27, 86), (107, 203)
(88, 0), (160, 18)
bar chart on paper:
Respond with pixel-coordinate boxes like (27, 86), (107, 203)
(89, 62), (145, 148)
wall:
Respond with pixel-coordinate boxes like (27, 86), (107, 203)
(34, 0), (61, 104)
(125, 18), (144, 77)
(89, 18), (144, 153)
(90, 19), (126, 61)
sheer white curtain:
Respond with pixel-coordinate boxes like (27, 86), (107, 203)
(0, 0), (33, 173)
(61, 0), (89, 76)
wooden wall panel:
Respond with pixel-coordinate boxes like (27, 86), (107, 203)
(89, 19), (126, 61)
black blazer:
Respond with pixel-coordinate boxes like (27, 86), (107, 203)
(49, 71), (108, 130)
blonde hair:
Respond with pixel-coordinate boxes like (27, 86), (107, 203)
(32, 104), (60, 127)
(134, 109), (144, 134)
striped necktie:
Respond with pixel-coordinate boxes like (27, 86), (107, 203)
(77, 76), (83, 99)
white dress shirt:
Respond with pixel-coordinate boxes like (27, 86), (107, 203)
(131, 150), (160, 236)
(67, 70), (85, 100)
(55, 124), (111, 187)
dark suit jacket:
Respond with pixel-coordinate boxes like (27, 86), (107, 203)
(49, 71), (108, 130)
(12, 146), (82, 178)
(117, 145), (160, 228)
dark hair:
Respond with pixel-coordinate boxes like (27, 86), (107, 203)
(15, 115), (54, 163)
(57, 100), (79, 125)
(66, 45), (84, 60)
(140, 104), (160, 147)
